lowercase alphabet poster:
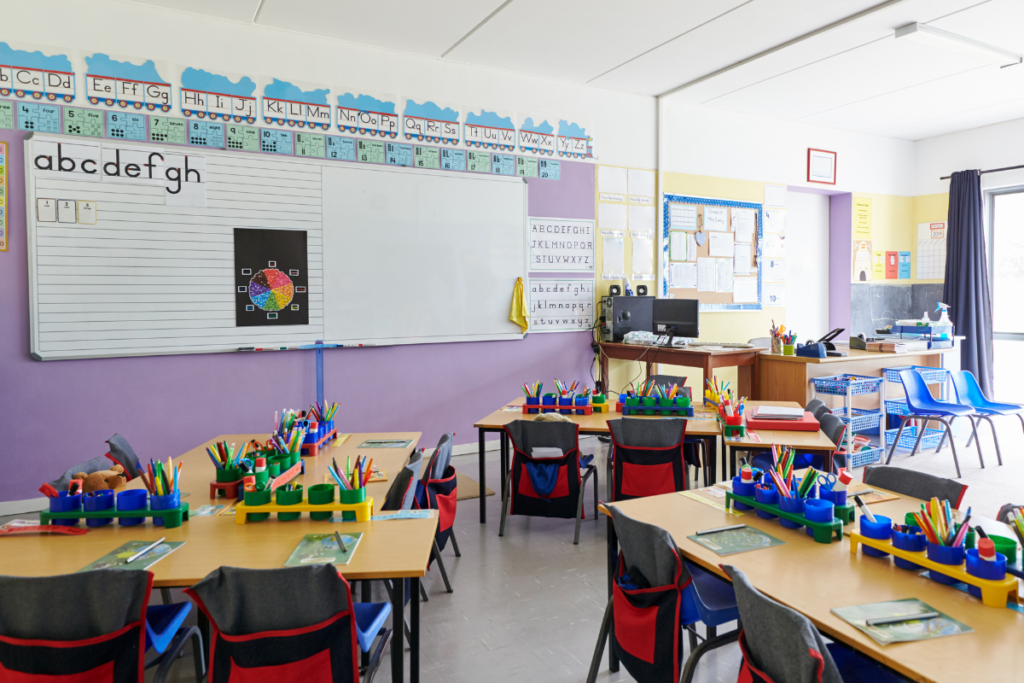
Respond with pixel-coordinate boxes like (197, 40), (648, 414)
(234, 228), (309, 327)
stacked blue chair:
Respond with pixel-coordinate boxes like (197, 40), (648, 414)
(952, 370), (1023, 466)
(586, 506), (740, 683)
(885, 368), (981, 478)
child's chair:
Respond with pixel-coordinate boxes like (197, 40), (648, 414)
(415, 432), (460, 593)
(952, 369), (1022, 466)
(145, 600), (206, 683)
(723, 565), (911, 682)
(607, 418), (688, 501)
(185, 565), (389, 683)
(587, 506), (740, 683)
(500, 419), (598, 545)
(0, 569), (156, 683)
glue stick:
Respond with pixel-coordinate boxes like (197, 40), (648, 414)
(978, 538), (997, 562)
(835, 468), (853, 492)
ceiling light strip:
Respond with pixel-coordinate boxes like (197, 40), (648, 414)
(441, 0), (516, 59)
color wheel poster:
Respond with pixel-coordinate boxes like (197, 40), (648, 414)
(234, 228), (309, 326)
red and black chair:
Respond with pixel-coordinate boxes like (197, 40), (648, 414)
(499, 420), (598, 545)
(415, 433), (460, 594)
(608, 418), (688, 501)
(185, 565), (370, 683)
(0, 569), (154, 683)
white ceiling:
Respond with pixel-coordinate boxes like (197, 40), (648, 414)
(122, 0), (1024, 141)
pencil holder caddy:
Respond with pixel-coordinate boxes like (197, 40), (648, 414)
(778, 496), (804, 529)
(926, 542), (965, 585)
(212, 467), (242, 499)
(117, 490), (148, 527)
(557, 396), (573, 414)
(83, 490), (114, 527)
(731, 476), (755, 510)
(639, 397), (655, 415)
(526, 396), (540, 414)
(255, 470), (270, 487)
(989, 535), (1017, 563)
(150, 491), (181, 527)
(575, 396), (589, 415)
(966, 549), (1008, 598)
(771, 337), (782, 354)
(804, 499), (834, 524)
(892, 528), (926, 570)
(304, 421), (319, 444)
(338, 487), (367, 521)
(276, 485), (303, 521)
(592, 394), (609, 412)
(783, 344), (795, 356)
(820, 488), (846, 507)
(268, 462), (282, 478)
(542, 394), (557, 413)
(322, 419), (335, 436)
(754, 485), (779, 519)
(49, 491), (83, 527)
(859, 515), (892, 558)
(677, 396), (691, 408)
(243, 489), (272, 522)
(308, 483), (336, 521)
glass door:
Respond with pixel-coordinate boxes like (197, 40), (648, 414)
(987, 189), (1024, 400)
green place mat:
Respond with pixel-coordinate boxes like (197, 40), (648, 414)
(687, 526), (784, 556)
(358, 439), (413, 448)
(78, 540), (185, 572)
(831, 598), (973, 646)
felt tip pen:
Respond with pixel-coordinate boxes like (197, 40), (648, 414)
(697, 524), (745, 535)
(865, 612), (939, 627)
(854, 495), (877, 524)
(125, 537), (165, 565)
(334, 530), (348, 554)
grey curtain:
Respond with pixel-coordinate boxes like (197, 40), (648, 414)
(943, 170), (994, 396)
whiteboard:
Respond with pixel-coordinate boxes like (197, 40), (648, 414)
(24, 133), (526, 360)
(321, 165), (526, 345)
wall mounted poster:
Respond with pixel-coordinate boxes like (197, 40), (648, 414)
(529, 218), (594, 272)
(234, 228), (309, 327)
(528, 279), (595, 332)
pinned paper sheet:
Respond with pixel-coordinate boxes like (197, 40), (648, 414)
(669, 231), (687, 261)
(671, 204), (697, 230)
(716, 258), (733, 293)
(734, 244), (752, 275)
(764, 208), (786, 234)
(709, 231), (734, 257)
(602, 232), (625, 279)
(763, 283), (785, 306)
(763, 233), (786, 258)
(598, 166), (627, 195)
(704, 206), (727, 231)
(631, 233), (654, 277)
(732, 208), (756, 243)
(670, 262), (697, 289)
(598, 202), (627, 230)
(764, 258), (786, 283)
(697, 257), (716, 292)
(687, 233), (698, 261)
(733, 277), (758, 303)
(628, 204), (655, 232)
(627, 168), (655, 197)
(764, 184), (787, 208)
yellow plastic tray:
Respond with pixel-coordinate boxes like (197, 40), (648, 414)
(233, 496), (374, 524)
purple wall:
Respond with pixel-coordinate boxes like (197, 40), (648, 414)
(0, 129), (596, 502)
(829, 193), (852, 334)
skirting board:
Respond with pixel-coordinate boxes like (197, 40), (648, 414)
(0, 497), (48, 516)
(452, 441), (499, 457)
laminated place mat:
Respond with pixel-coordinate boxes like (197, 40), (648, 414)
(848, 483), (900, 504)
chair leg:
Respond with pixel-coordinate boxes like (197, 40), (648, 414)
(911, 418), (927, 456)
(967, 416), (985, 468)
(687, 628), (698, 656)
(680, 629), (740, 683)
(586, 597), (613, 683)
(419, 581), (429, 602)
(885, 418), (908, 464)
(935, 416), (951, 453)
(593, 464), (599, 521)
(498, 468), (512, 537)
(939, 418), (962, 478)
(984, 416), (1003, 465)
(450, 528), (462, 557)
(364, 627), (393, 683)
(576, 466), (597, 545)
(432, 540), (453, 593)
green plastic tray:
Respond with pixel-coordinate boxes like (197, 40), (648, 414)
(40, 504), (190, 529)
(725, 492), (842, 544)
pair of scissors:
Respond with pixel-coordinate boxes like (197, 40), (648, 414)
(818, 472), (838, 492)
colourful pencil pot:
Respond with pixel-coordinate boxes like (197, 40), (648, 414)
(324, 419), (335, 434)
(859, 515), (892, 558)
(677, 396), (691, 408)
(50, 491), (82, 527)
(966, 549), (1007, 598)
(117, 490), (148, 527)
(625, 397), (640, 411)
(526, 396), (540, 414)
(778, 495), (804, 529)
(243, 489), (271, 522)
(593, 394), (606, 405)
(215, 467), (241, 498)
(308, 483), (335, 521)
(304, 424), (319, 444)
(151, 491), (181, 528)
(892, 528), (926, 570)
(254, 470), (269, 488)
(338, 487), (367, 521)
(83, 490), (114, 527)
(804, 499), (834, 524)
(576, 397), (589, 415)
(268, 462), (281, 478)
(783, 344), (795, 356)
(732, 477), (755, 510)
(558, 397), (573, 414)
(820, 489), (847, 507)
(926, 542), (965, 585)
(642, 397), (657, 415)
(989, 535), (1017, 564)
(754, 485), (779, 519)
(276, 485), (303, 521)
(771, 337), (783, 354)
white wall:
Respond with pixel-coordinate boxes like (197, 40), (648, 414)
(915, 116), (1024, 196)
(786, 191), (830, 338)
(5, 0), (656, 170)
(662, 102), (915, 196)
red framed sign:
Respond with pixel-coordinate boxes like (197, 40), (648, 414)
(807, 148), (837, 185)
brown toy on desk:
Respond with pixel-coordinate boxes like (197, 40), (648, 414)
(72, 464), (127, 493)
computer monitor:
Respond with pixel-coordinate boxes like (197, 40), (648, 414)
(652, 299), (699, 341)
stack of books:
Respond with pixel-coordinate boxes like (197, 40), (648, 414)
(753, 406), (805, 420)
(865, 340), (931, 353)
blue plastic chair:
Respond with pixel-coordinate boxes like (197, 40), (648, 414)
(952, 370), (1023, 467)
(885, 369), (980, 478)
(144, 602), (205, 683)
(352, 602), (393, 682)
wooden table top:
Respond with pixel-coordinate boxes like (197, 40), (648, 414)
(599, 341), (761, 357)
(472, 397), (721, 436)
(0, 433), (437, 586)
(758, 348), (953, 365)
(725, 401), (838, 450)
(605, 491), (1024, 683)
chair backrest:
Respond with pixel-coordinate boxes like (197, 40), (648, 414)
(381, 449), (423, 511)
(997, 504), (1023, 524)
(608, 418), (689, 500)
(951, 370), (985, 406)
(504, 420), (579, 458)
(422, 432), (454, 481)
(863, 465), (967, 508)
(805, 398), (829, 420)
(0, 570), (152, 682)
(818, 412), (845, 448)
(723, 566), (842, 683)
(609, 505), (686, 588)
(608, 417), (685, 448)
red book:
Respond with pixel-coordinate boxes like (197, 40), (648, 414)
(745, 411), (821, 432)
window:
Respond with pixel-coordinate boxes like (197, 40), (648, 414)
(986, 189), (1024, 400)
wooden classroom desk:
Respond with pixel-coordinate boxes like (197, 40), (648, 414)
(600, 493), (1024, 683)
(758, 347), (954, 406)
(598, 342), (760, 398)
(472, 397), (721, 523)
(720, 401), (839, 481)
(0, 432), (432, 683)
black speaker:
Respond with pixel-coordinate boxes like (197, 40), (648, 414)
(636, 285), (648, 296)
(609, 285), (621, 296)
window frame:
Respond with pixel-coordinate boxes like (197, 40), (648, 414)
(985, 185), (1024, 342)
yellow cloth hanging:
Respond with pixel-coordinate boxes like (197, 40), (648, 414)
(510, 277), (529, 333)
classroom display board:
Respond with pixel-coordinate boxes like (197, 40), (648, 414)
(660, 194), (764, 311)
(25, 132), (527, 360)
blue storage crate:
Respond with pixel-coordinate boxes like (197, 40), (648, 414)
(884, 426), (945, 451)
(811, 374), (884, 396)
(882, 366), (947, 384)
(830, 407), (883, 432)
(885, 399), (911, 417)
(847, 445), (884, 469)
